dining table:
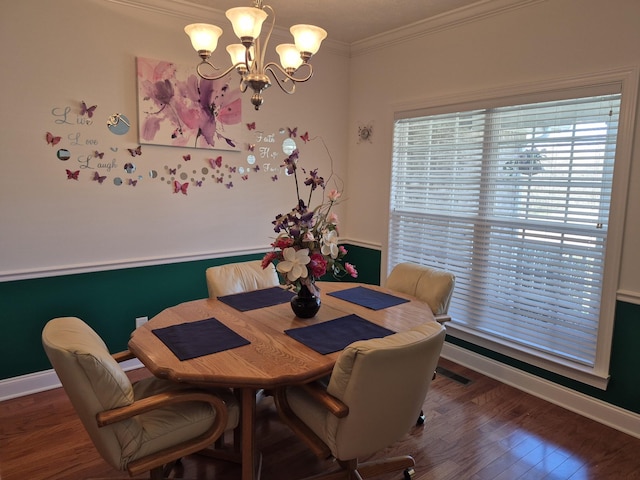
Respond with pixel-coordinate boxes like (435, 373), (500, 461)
(128, 281), (436, 480)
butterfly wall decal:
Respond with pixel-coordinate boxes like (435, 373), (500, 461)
(301, 131), (310, 143)
(46, 132), (61, 146)
(94, 150), (104, 159)
(174, 180), (189, 195)
(209, 156), (222, 168)
(225, 182), (234, 189)
(127, 145), (142, 157)
(93, 171), (106, 184)
(287, 127), (298, 138)
(128, 179), (138, 186)
(247, 144), (255, 152)
(271, 175), (278, 181)
(246, 122), (256, 130)
(252, 165), (260, 172)
(241, 174), (249, 181)
(80, 101), (97, 118)
(183, 154), (191, 161)
(228, 166), (236, 173)
(215, 176), (224, 183)
(195, 180), (203, 187)
(169, 168), (177, 175)
(66, 169), (79, 180)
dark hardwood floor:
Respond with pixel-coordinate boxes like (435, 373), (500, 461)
(1, 358), (639, 479)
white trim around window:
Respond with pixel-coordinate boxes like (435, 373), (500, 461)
(388, 67), (639, 389)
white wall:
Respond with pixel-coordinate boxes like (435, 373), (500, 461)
(344, 0), (640, 297)
(0, 0), (350, 279)
(3, 0), (639, 297)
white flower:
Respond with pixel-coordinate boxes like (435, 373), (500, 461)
(276, 247), (310, 282)
(321, 230), (339, 259)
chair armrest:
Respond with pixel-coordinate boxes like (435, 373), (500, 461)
(300, 382), (349, 418)
(434, 314), (451, 324)
(96, 389), (225, 426)
(112, 349), (135, 363)
(274, 384), (333, 459)
(95, 389), (230, 477)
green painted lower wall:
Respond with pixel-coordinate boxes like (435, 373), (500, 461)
(0, 245), (380, 381)
(445, 301), (640, 415)
(1, 244), (637, 417)
(1, 253), (258, 380)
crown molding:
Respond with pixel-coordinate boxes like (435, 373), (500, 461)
(351, 0), (547, 56)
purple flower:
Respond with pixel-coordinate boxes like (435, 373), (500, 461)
(153, 79), (174, 104)
(282, 150), (300, 175)
(137, 58), (241, 148)
(304, 169), (325, 191)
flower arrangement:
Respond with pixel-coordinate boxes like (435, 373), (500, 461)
(261, 148), (358, 295)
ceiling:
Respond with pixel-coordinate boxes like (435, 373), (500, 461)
(187, 0), (485, 44)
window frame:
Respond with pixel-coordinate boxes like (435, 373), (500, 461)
(387, 69), (638, 389)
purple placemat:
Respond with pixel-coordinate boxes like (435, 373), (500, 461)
(285, 314), (395, 354)
(153, 317), (250, 361)
(327, 286), (410, 310)
(217, 286), (295, 311)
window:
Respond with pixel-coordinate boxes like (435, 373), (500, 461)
(389, 82), (632, 388)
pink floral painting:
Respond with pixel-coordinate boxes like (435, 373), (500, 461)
(136, 57), (242, 151)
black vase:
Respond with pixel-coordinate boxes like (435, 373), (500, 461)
(290, 284), (321, 319)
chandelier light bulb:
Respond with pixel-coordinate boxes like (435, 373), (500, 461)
(276, 44), (303, 71)
(226, 44), (249, 67)
(290, 24), (327, 56)
(226, 7), (268, 41)
(184, 23), (223, 56)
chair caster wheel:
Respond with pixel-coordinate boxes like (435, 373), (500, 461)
(416, 410), (425, 426)
(404, 467), (416, 479)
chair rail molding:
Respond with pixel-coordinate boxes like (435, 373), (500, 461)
(617, 289), (640, 306)
(0, 246), (271, 282)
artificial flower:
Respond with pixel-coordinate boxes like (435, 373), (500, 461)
(345, 263), (358, 278)
(321, 230), (339, 259)
(262, 148), (357, 292)
(328, 189), (341, 201)
(276, 247), (310, 282)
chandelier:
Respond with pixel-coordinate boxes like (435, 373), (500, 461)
(184, 0), (327, 111)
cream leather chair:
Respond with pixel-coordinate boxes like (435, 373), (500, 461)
(386, 262), (455, 324)
(206, 259), (279, 298)
(42, 316), (240, 479)
(274, 322), (445, 480)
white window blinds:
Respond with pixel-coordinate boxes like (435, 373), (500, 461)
(390, 93), (621, 376)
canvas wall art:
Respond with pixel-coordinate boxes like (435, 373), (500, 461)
(136, 57), (242, 151)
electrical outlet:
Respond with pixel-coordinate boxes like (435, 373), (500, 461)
(135, 316), (148, 328)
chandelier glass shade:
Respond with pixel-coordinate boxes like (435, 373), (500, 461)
(184, 1), (327, 110)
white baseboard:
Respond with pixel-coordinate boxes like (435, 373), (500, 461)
(0, 359), (143, 402)
(442, 343), (640, 440)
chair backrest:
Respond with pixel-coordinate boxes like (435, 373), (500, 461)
(325, 321), (445, 460)
(206, 260), (279, 298)
(42, 317), (140, 470)
(386, 262), (455, 315)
